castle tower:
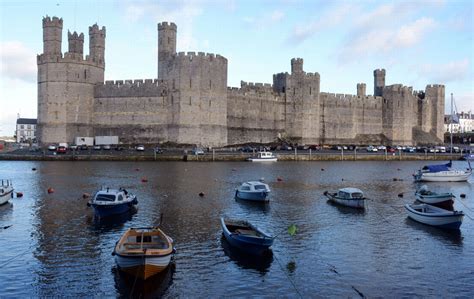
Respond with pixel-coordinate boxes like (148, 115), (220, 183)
(89, 24), (105, 65)
(357, 83), (366, 97)
(68, 31), (84, 54)
(157, 22), (177, 79)
(374, 69), (385, 96)
(291, 58), (304, 74)
(425, 84), (445, 142)
(42, 16), (63, 56)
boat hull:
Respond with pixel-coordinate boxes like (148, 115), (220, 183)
(235, 190), (269, 202)
(405, 204), (464, 230)
(115, 254), (172, 280)
(91, 201), (135, 217)
(220, 218), (273, 255)
(414, 171), (471, 182)
(325, 193), (366, 209)
(247, 158), (277, 162)
(0, 187), (14, 205)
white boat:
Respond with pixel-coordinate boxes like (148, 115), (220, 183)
(235, 181), (271, 202)
(247, 151), (277, 162)
(415, 185), (454, 209)
(324, 187), (367, 209)
(0, 179), (14, 205)
(113, 227), (174, 280)
(405, 203), (464, 230)
(88, 187), (138, 217)
(413, 161), (472, 182)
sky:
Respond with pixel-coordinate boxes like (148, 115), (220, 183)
(0, 0), (473, 136)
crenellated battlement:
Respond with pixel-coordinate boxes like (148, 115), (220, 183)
(43, 16), (63, 27)
(68, 31), (84, 40)
(37, 52), (105, 66)
(95, 78), (168, 98)
(89, 23), (106, 35)
(158, 22), (177, 31)
(173, 51), (227, 63)
(321, 92), (380, 102)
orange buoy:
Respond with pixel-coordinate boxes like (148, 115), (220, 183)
(16, 192), (23, 198)
(82, 193), (91, 199)
(199, 192), (205, 197)
(47, 187), (54, 194)
(141, 177), (148, 183)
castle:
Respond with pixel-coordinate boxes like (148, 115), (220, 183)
(37, 16), (445, 147)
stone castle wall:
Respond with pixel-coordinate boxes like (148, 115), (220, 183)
(37, 16), (445, 147)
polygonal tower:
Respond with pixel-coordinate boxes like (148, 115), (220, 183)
(89, 24), (105, 65)
(42, 16), (62, 56)
(374, 69), (385, 96)
(157, 22), (177, 79)
(68, 31), (84, 54)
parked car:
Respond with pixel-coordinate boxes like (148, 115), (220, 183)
(136, 145), (145, 151)
(47, 144), (57, 151)
(366, 146), (378, 152)
(93, 145), (101, 150)
(56, 146), (67, 154)
(192, 147), (204, 155)
(114, 146), (124, 151)
(70, 145), (78, 150)
(387, 147), (396, 153)
(79, 144), (89, 150)
(240, 146), (255, 152)
(102, 145), (111, 150)
(154, 147), (163, 154)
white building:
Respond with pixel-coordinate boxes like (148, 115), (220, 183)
(444, 112), (474, 133)
(16, 118), (37, 143)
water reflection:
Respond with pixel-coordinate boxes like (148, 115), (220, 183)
(326, 200), (366, 216)
(113, 262), (175, 298)
(220, 236), (273, 274)
(235, 198), (271, 214)
(404, 218), (463, 246)
(87, 208), (137, 232)
(0, 202), (13, 218)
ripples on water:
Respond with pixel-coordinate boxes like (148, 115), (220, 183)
(0, 160), (473, 297)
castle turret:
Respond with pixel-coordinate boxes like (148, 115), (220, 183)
(425, 84), (445, 142)
(374, 69), (385, 96)
(89, 24), (105, 65)
(68, 31), (84, 55)
(42, 16), (63, 56)
(158, 22), (177, 79)
(357, 83), (366, 97)
(291, 58), (304, 74)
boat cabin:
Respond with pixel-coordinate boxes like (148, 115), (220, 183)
(257, 151), (275, 159)
(240, 181), (270, 192)
(94, 188), (128, 202)
(337, 188), (364, 199)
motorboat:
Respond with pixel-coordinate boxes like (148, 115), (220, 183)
(113, 227), (175, 280)
(323, 187), (367, 209)
(405, 203), (464, 230)
(220, 217), (273, 255)
(247, 151), (277, 162)
(413, 161), (472, 182)
(0, 179), (14, 205)
(415, 185), (454, 209)
(235, 181), (271, 202)
(88, 187), (138, 217)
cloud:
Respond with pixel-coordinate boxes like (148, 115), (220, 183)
(417, 59), (470, 83)
(0, 41), (37, 83)
(453, 92), (474, 113)
(338, 17), (436, 62)
(287, 3), (359, 44)
(243, 10), (285, 30)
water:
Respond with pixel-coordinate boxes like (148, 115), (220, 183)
(0, 160), (473, 297)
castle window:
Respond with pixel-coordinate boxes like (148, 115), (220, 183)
(159, 38), (162, 45)
(209, 80), (212, 90)
(171, 95), (174, 104)
(84, 70), (87, 79)
(168, 37), (170, 44)
(173, 79), (175, 89)
(189, 97), (192, 105)
(309, 87), (312, 95)
(190, 78), (192, 88)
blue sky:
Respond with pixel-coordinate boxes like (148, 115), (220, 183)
(1, 0), (473, 136)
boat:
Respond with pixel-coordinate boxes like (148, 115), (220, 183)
(405, 203), (464, 230)
(235, 181), (271, 202)
(247, 151), (277, 162)
(463, 153), (474, 160)
(415, 185), (454, 209)
(88, 187), (138, 217)
(0, 179), (14, 205)
(113, 227), (175, 280)
(220, 217), (273, 255)
(413, 160), (472, 182)
(323, 187), (367, 209)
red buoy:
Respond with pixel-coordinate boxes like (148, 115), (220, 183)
(16, 192), (23, 198)
(277, 177), (283, 182)
(82, 193), (91, 199)
(47, 187), (54, 194)
(141, 177), (148, 183)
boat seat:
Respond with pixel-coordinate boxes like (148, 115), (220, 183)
(235, 229), (258, 236)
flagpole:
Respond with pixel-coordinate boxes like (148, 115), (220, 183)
(450, 93), (453, 155)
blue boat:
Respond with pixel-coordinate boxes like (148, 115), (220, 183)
(235, 181), (271, 202)
(88, 187), (138, 218)
(220, 217), (273, 255)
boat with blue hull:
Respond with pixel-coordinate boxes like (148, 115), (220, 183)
(88, 187), (138, 217)
(413, 161), (472, 182)
(235, 181), (271, 202)
(405, 203), (464, 230)
(220, 217), (274, 255)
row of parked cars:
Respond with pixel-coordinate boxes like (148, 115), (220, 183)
(45, 144), (165, 153)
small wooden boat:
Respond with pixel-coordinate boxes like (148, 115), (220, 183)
(0, 179), (14, 205)
(247, 151), (277, 162)
(324, 188), (367, 209)
(413, 161), (472, 182)
(405, 203), (464, 230)
(113, 227), (175, 280)
(415, 185), (454, 209)
(235, 181), (271, 202)
(220, 217), (273, 255)
(88, 187), (137, 217)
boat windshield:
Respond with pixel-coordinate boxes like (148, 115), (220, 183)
(254, 185), (267, 190)
(351, 192), (363, 198)
(96, 194), (116, 201)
